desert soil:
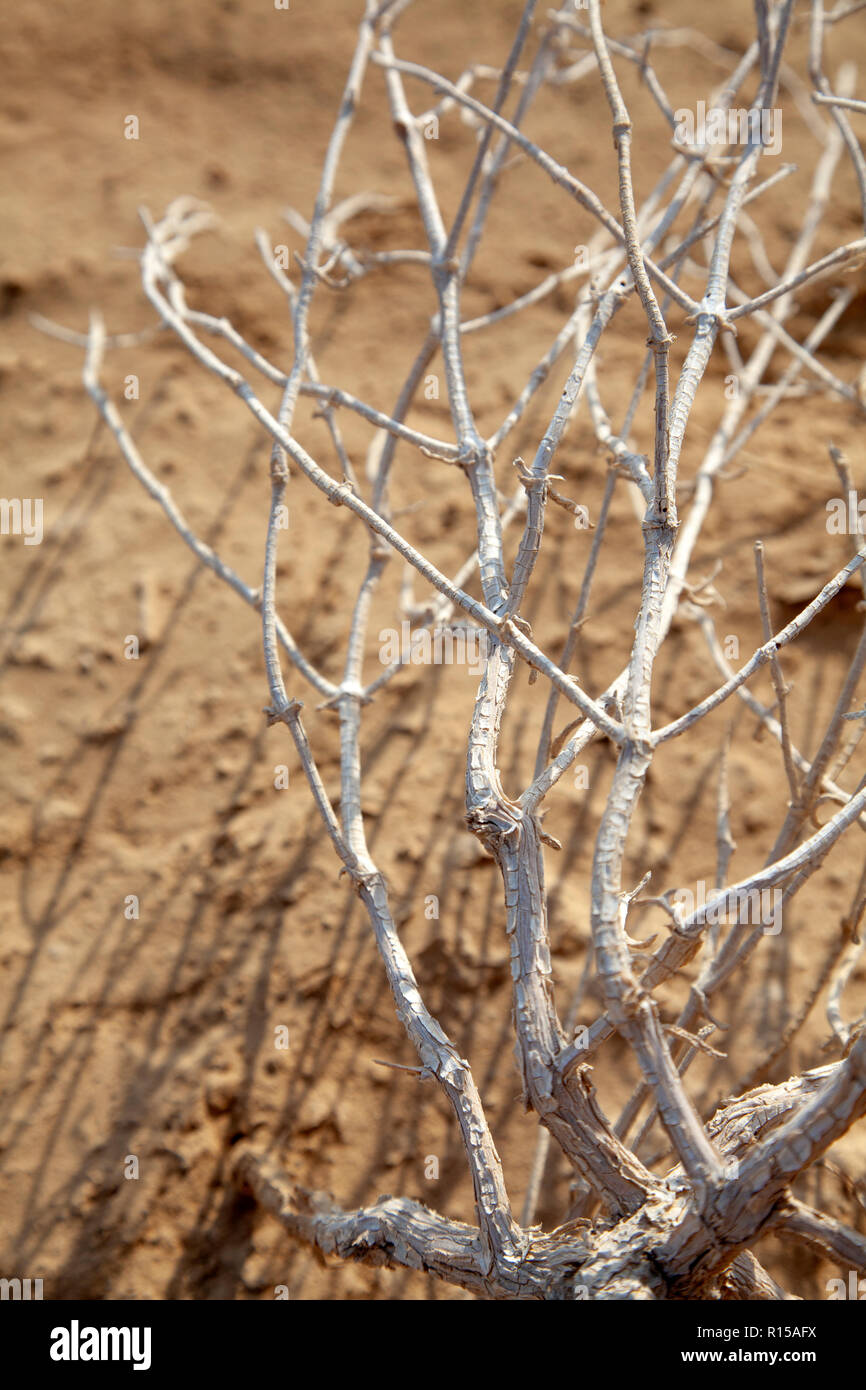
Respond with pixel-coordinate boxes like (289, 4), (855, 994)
(1, 0), (865, 1299)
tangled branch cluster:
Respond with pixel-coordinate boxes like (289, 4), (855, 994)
(49, 0), (866, 1298)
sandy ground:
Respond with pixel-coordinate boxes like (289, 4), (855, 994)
(1, 0), (865, 1299)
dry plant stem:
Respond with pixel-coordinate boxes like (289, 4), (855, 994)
(496, 134), (709, 591)
(809, 0), (866, 225)
(257, 222), (435, 709)
(624, 858), (839, 1150)
(813, 91), (866, 115)
(730, 922), (852, 1096)
(727, 237), (866, 320)
(354, 0), (856, 1239)
(144, 226), (628, 729)
(30, 312), (163, 351)
(536, 10), (817, 1150)
(461, 259), (587, 335)
(379, 36), (507, 615)
(248, 17), (526, 1267)
(715, 729), (737, 902)
(248, 1045), (861, 1289)
(581, 170), (716, 518)
(775, 1197), (866, 1275)
(138, 214), (624, 739)
(489, 173), (678, 1206)
(523, 1), (826, 827)
(262, 605), (527, 1268)
(260, 6), (380, 761)
(634, 1038), (866, 1296)
(369, 327), (440, 514)
(322, 16), (567, 1273)
(553, 13), (681, 131)
(81, 313), (336, 699)
(260, 2), (392, 851)
(581, 0), (723, 1191)
(731, 295), (865, 408)
(381, 10), (566, 649)
(557, 12), (819, 150)
(487, 148), (696, 443)
(370, 52), (702, 317)
(754, 542), (800, 803)
(692, 607), (866, 826)
(632, 865), (847, 1149)
(823, 1), (866, 22)
(502, 288), (624, 622)
(722, 286), (854, 463)
(559, 772), (866, 1077)
(466, 4), (715, 1214)
(378, 13), (656, 1220)
(615, 831), (859, 1098)
(616, 731), (738, 1149)
(233, 1152), (529, 1299)
(620, 609), (866, 1125)
(278, 23), (528, 1275)
(465, 642), (658, 1217)
(275, 0), (597, 1261)
(613, 726), (742, 1153)
(487, 302), (587, 455)
(714, 1252), (796, 1301)
(776, 618), (866, 835)
(828, 929), (866, 1048)
(272, 3), (377, 446)
(352, 835), (526, 1272)
(455, 7), (561, 285)
(261, 452), (294, 720)
(830, 446), (866, 603)
(75, 0), (866, 1298)
(527, 26), (744, 1187)
(585, 0), (794, 1183)
(441, 0), (539, 261)
(658, 82), (848, 647)
(361, 492), (525, 699)
(300, 382), (461, 460)
(365, 17), (553, 511)
(653, 551), (866, 745)
(533, 469), (617, 780)
(273, 12), (547, 713)
(706, 1035), (866, 1248)
(233, 1034), (866, 1296)
(658, 164), (797, 277)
